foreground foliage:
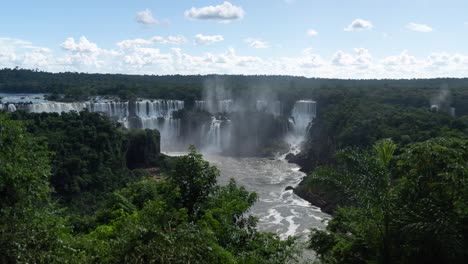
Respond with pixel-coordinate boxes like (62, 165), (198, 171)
(309, 138), (468, 264)
(0, 113), (297, 263)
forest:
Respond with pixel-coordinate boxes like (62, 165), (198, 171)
(0, 111), (297, 263)
(0, 69), (467, 263)
(288, 85), (468, 263)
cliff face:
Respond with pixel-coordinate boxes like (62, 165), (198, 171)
(287, 118), (340, 214)
(124, 129), (161, 169)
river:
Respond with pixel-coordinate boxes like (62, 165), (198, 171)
(167, 152), (330, 240)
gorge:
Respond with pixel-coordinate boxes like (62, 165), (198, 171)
(0, 92), (327, 240)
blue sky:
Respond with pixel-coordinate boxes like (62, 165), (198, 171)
(1, 0), (468, 78)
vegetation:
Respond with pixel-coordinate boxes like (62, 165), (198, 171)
(0, 112), (298, 263)
(2, 69), (468, 263)
(2, 68), (468, 116)
(308, 138), (468, 264)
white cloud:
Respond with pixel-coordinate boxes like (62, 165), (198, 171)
(332, 48), (373, 67)
(306, 29), (318, 37)
(406, 22), (432, 32)
(194, 34), (224, 45)
(117, 36), (186, 48)
(382, 50), (419, 66)
(245, 38), (270, 49)
(147, 36), (186, 45)
(135, 9), (159, 25)
(298, 48), (325, 68)
(185, 2), (244, 22)
(61, 36), (99, 53)
(344, 19), (373, 31)
(5, 36), (468, 78)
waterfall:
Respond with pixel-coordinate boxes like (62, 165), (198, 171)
(6, 98), (185, 151)
(7, 104), (16, 112)
(195, 100), (208, 111)
(88, 101), (129, 118)
(205, 117), (231, 153)
(132, 100), (184, 150)
(218, 99), (233, 113)
(291, 100), (316, 136)
(284, 100), (317, 155)
(28, 102), (86, 113)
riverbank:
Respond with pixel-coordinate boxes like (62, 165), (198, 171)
(286, 152), (338, 215)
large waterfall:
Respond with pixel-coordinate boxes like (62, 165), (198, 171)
(7, 104), (16, 112)
(284, 100), (317, 155)
(132, 100), (184, 150)
(218, 99), (234, 113)
(291, 100), (316, 136)
(2, 99), (184, 150)
(28, 102), (87, 113)
(205, 117), (231, 153)
(1, 95), (317, 154)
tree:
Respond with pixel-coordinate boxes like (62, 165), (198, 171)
(170, 145), (219, 219)
(0, 113), (81, 263)
(309, 139), (397, 264)
(309, 138), (468, 264)
(394, 137), (468, 263)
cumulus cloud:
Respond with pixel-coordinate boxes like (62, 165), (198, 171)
(244, 38), (270, 49)
(344, 19), (373, 31)
(61, 36), (99, 53)
(382, 50), (419, 66)
(5, 36), (468, 78)
(406, 22), (432, 32)
(306, 29), (318, 37)
(135, 9), (159, 25)
(194, 34), (224, 45)
(298, 48), (324, 68)
(332, 48), (373, 67)
(117, 36), (186, 49)
(185, 2), (244, 22)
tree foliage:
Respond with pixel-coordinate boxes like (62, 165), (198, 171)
(309, 138), (468, 264)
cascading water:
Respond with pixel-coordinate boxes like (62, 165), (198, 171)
(194, 100), (208, 111)
(7, 104), (16, 112)
(205, 117), (231, 153)
(285, 100), (317, 155)
(291, 100), (316, 136)
(218, 99), (233, 113)
(131, 100), (184, 150)
(28, 102), (87, 113)
(4, 98), (185, 151)
(88, 101), (129, 118)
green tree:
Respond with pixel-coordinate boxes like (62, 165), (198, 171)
(309, 137), (468, 264)
(309, 140), (397, 264)
(0, 113), (83, 263)
(170, 145), (219, 219)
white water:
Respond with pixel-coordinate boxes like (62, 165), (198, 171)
(291, 100), (316, 136)
(218, 99), (233, 113)
(162, 153), (330, 240)
(204, 117), (232, 153)
(167, 99), (328, 241)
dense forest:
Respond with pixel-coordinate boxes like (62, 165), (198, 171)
(0, 111), (297, 263)
(1, 69), (468, 263)
(286, 82), (468, 263)
(1, 68), (468, 116)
